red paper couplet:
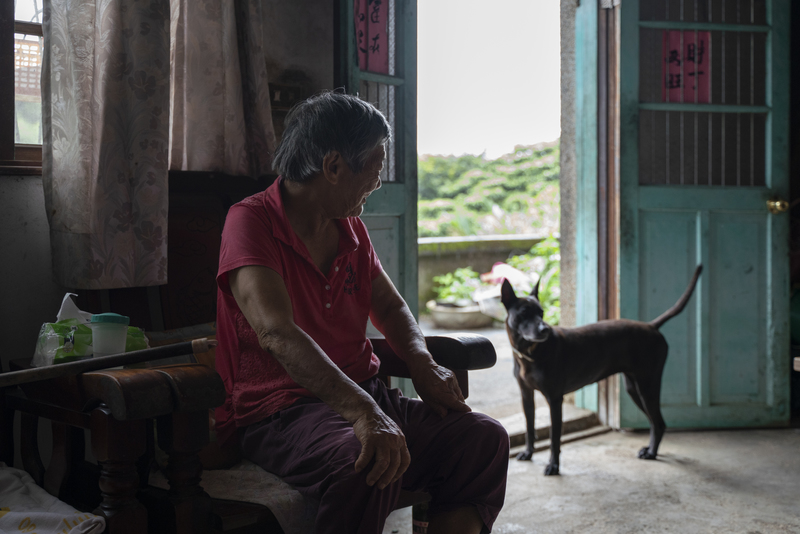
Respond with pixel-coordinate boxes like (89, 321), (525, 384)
(355, 0), (389, 75)
(662, 30), (710, 104)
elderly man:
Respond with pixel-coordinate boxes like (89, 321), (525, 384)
(215, 92), (508, 534)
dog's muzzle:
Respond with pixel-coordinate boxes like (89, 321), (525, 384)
(522, 324), (550, 343)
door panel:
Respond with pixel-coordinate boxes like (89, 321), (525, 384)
(337, 0), (417, 312)
(363, 214), (401, 339)
(338, 0), (418, 395)
(709, 211), (767, 403)
(638, 210), (698, 407)
(363, 215), (401, 285)
(618, 0), (790, 429)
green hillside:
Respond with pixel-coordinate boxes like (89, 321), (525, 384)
(417, 140), (560, 237)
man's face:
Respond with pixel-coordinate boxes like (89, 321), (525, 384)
(337, 145), (385, 218)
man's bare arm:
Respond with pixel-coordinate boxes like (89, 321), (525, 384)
(369, 270), (470, 417)
(229, 265), (410, 488)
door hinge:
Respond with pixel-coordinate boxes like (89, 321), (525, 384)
(600, 0), (620, 8)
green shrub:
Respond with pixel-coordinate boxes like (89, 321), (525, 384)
(417, 140), (561, 238)
(418, 154), (488, 201)
(463, 193), (492, 213)
(418, 199), (457, 219)
(438, 170), (486, 199)
(431, 267), (486, 304)
(502, 192), (530, 213)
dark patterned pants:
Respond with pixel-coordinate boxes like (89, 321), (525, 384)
(240, 377), (509, 534)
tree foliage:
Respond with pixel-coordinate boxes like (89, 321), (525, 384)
(417, 141), (561, 237)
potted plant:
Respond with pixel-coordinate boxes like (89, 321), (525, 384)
(426, 267), (494, 329)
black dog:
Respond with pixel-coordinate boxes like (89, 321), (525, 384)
(501, 265), (702, 475)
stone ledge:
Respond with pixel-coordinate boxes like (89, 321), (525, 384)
(418, 233), (545, 256)
(498, 402), (601, 449)
(508, 425), (613, 459)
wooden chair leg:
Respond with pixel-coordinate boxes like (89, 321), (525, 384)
(43, 422), (83, 499)
(156, 410), (213, 534)
(20, 412), (45, 486)
(90, 405), (148, 534)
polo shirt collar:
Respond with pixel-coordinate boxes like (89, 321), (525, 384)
(263, 177), (360, 258)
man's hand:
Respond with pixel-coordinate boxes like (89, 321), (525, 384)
(368, 271), (472, 419)
(409, 361), (472, 418)
(352, 409), (411, 489)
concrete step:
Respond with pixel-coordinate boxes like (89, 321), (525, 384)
(495, 402), (601, 449)
(509, 425), (613, 459)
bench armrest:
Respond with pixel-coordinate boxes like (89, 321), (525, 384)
(370, 333), (496, 399)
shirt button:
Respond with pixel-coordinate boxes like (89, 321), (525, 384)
(334, 266), (339, 272)
(325, 303), (331, 309)
(325, 285), (331, 290)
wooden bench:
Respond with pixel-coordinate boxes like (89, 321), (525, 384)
(1, 333), (496, 534)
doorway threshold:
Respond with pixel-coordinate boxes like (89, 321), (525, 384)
(501, 403), (609, 458)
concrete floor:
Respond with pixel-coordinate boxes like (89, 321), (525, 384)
(390, 319), (800, 533)
(383, 427), (800, 533)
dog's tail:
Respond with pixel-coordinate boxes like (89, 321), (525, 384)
(649, 265), (703, 330)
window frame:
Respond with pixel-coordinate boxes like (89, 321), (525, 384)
(1, 0), (43, 174)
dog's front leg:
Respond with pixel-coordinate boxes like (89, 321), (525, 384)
(516, 382), (537, 461)
(544, 395), (563, 476)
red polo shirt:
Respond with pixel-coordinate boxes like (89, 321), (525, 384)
(215, 178), (382, 445)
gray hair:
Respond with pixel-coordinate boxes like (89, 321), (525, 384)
(272, 91), (392, 183)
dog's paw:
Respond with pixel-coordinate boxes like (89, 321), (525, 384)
(544, 463), (560, 476)
(516, 449), (534, 461)
(637, 447), (657, 460)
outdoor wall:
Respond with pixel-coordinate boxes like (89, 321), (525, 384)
(0, 176), (66, 373)
(418, 234), (543, 305)
(559, 0), (578, 327)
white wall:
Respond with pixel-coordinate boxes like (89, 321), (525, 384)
(0, 175), (66, 372)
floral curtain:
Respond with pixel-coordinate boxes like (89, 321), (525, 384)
(169, 0), (276, 177)
(42, 0), (171, 289)
(42, 0), (277, 289)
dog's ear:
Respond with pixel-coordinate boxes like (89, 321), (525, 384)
(500, 279), (518, 310)
(530, 278), (540, 300)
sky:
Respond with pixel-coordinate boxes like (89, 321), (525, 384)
(15, 1), (42, 23)
(417, 0), (561, 159)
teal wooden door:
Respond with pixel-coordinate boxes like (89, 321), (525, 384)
(337, 0), (418, 394)
(573, 0), (600, 412)
(617, 0), (791, 428)
(337, 0), (418, 314)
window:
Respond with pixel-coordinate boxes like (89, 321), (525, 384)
(1, 0), (43, 171)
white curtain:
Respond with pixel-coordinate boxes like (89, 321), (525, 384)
(42, 0), (277, 289)
(43, 0), (171, 289)
(169, 0), (276, 177)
